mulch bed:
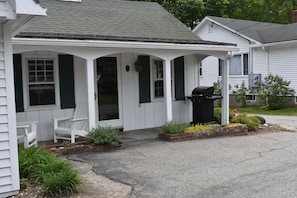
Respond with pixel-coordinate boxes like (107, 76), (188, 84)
(44, 141), (124, 156)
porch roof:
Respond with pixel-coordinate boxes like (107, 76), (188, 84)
(16, 0), (232, 46)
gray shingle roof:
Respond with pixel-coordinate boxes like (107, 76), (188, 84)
(257, 23), (297, 44)
(207, 16), (287, 44)
(17, 0), (218, 45)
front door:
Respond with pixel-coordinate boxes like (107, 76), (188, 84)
(96, 57), (122, 128)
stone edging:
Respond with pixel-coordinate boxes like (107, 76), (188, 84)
(159, 124), (248, 142)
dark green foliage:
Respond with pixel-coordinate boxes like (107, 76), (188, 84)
(253, 115), (266, 124)
(162, 121), (186, 134)
(86, 127), (120, 145)
(42, 167), (81, 195)
(18, 147), (81, 195)
(231, 114), (259, 131)
(214, 108), (234, 124)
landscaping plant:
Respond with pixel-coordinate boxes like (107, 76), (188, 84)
(184, 124), (217, 133)
(257, 74), (295, 110)
(234, 81), (249, 107)
(214, 107), (234, 124)
(18, 146), (81, 195)
(162, 121), (186, 134)
(231, 113), (265, 131)
(86, 127), (120, 145)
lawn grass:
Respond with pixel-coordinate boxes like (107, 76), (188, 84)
(231, 106), (297, 116)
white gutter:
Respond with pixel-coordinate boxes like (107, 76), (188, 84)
(250, 40), (297, 49)
(12, 37), (238, 52)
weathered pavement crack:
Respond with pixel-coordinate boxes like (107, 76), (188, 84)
(234, 144), (292, 165)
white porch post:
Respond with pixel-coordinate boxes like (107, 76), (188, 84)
(164, 59), (173, 121)
(86, 58), (96, 130)
(221, 58), (230, 125)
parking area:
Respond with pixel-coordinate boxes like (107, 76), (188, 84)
(76, 130), (297, 198)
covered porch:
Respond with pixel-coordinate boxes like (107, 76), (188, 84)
(13, 38), (236, 142)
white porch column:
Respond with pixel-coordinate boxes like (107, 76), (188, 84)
(164, 59), (173, 121)
(86, 58), (96, 130)
(221, 58), (230, 125)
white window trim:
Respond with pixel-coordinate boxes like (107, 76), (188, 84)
(22, 54), (60, 111)
(150, 58), (175, 102)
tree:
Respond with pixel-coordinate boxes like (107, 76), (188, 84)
(134, 0), (297, 28)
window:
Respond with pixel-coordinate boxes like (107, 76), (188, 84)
(246, 94), (256, 101)
(153, 59), (164, 98)
(27, 59), (56, 106)
(219, 53), (249, 76)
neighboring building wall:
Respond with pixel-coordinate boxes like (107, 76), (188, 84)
(0, 24), (20, 197)
(195, 21), (251, 92)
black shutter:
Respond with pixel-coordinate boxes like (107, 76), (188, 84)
(174, 56), (185, 100)
(138, 55), (151, 103)
(58, 54), (75, 109)
(13, 54), (24, 112)
(218, 59), (223, 76)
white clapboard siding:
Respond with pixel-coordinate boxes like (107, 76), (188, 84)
(268, 47), (297, 94)
(252, 48), (269, 78)
(200, 56), (220, 86)
(0, 24), (15, 196)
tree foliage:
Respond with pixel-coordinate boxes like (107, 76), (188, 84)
(132, 0), (297, 29)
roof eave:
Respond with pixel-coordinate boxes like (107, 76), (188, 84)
(12, 37), (238, 52)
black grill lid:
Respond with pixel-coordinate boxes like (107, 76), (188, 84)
(191, 86), (214, 97)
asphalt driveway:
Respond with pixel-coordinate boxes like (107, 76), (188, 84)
(76, 130), (297, 198)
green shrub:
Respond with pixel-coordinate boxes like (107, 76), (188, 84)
(231, 114), (259, 131)
(42, 166), (81, 195)
(18, 147), (81, 195)
(257, 74), (295, 110)
(214, 108), (234, 124)
(253, 115), (266, 124)
(86, 127), (120, 145)
(162, 121), (186, 134)
(249, 116), (261, 125)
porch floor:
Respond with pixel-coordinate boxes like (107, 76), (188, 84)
(38, 127), (163, 147)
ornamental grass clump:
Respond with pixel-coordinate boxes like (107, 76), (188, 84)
(86, 127), (120, 145)
(18, 147), (81, 195)
(184, 124), (215, 133)
(162, 121), (186, 134)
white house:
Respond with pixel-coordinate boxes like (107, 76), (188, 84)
(12, 0), (238, 143)
(0, 0), (46, 197)
(193, 16), (297, 102)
